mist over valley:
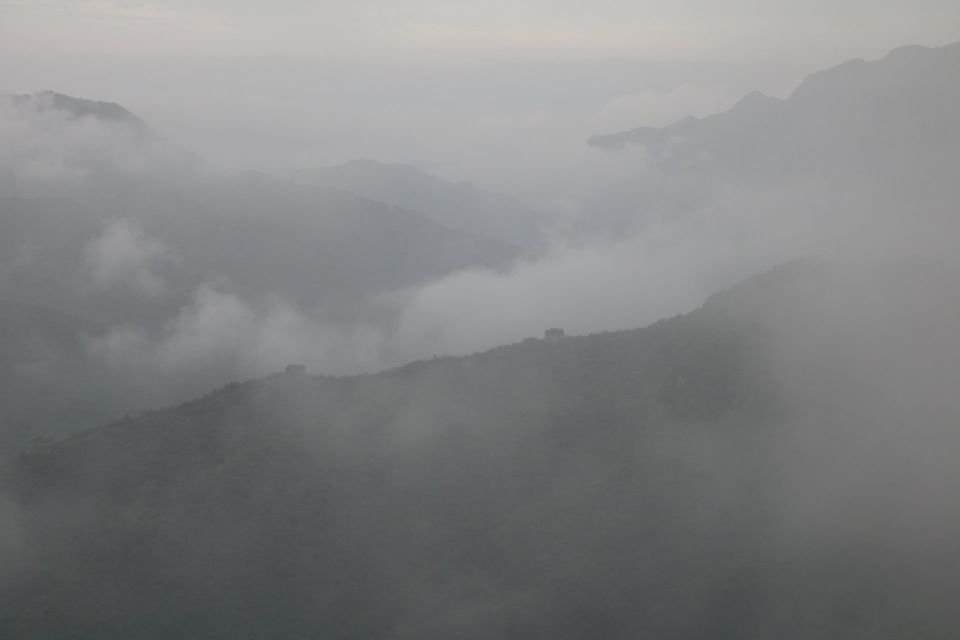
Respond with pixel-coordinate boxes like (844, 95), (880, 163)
(1, 6), (959, 636)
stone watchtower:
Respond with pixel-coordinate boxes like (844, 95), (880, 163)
(544, 328), (565, 342)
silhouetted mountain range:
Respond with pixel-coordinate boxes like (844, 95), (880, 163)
(577, 41), (960, 241)
(589, 41), (960, 155)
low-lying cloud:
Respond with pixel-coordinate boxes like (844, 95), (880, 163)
(82, 219), (173, 298)
(87, 284), (389, 377)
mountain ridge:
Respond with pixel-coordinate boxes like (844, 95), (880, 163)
(293, 159), (548, 246)
(4, 258), (959, 638)
(588, 40), (960, 150)
(1, 90), (151, 132)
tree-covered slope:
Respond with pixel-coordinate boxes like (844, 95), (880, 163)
(2, 259), (959, 639)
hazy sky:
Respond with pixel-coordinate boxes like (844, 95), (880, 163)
(2, 0), (958, 189)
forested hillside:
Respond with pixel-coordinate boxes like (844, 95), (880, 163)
(3, 260), (958, 639)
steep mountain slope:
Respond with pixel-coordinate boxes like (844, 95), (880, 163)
(3, 260), (958, 639)
(589, 42), (960, 159)
(294, 159), (547, 246)
(580, 41), (960, 238)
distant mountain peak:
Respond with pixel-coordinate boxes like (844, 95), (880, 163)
(1, 90), (150, 132)
(883, 43), (935, 61)
(733, 90), (776, 109)
(589, 39), (960, 151)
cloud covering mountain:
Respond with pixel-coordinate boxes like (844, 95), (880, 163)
(1, 41), (958, 456)
(4, 259), (960, 638)
(294, 159), (549, 246)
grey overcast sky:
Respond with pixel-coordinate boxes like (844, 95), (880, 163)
(2, 1), (958, 189)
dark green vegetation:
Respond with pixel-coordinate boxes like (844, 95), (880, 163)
(3, 260), (959, 639)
